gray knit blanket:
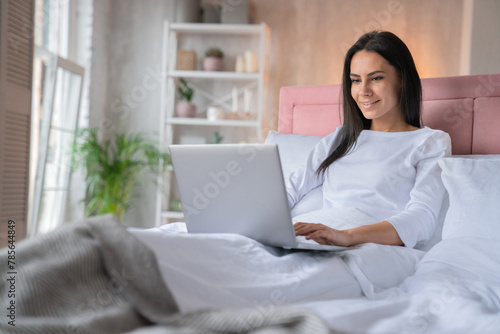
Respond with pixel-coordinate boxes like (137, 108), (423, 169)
(0, 215), (331, 334)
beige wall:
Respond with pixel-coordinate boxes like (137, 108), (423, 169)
(92, 0), (499, 228)
(251, 0), (465, 132)
(469, 0), (500, 75)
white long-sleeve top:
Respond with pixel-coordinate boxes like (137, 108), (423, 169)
(286, 126), (452, 248)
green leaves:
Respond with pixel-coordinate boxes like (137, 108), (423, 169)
(71, 128), (170, 223)
(177, 78), (194, 102)
(205, 47), (224, 58)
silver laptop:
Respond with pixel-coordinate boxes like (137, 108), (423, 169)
(169, 143), (347, 251)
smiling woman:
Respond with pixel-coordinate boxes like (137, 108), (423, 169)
(350, 51), (412, 132)
(315, 31), (423, 176)
(291, 31), (451, 249)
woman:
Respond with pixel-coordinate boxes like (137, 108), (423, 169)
(291, 31), (451, 249)
(130, 31), (452, 313)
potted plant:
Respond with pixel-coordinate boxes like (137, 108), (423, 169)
(203, 47), (224, 71)
(211, 131), (224, 144)
(71, 128), (170, 223)
(176, 78), (196, 117)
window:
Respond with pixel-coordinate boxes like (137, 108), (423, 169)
(28, 0), (84, 235)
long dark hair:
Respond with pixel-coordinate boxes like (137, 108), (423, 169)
(317, 31), (422, 175)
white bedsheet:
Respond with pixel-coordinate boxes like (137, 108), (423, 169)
(130, 223), (363, 313)
(130, 209), (500, 332)
(303, 237), (500, 333)
(129, 208), (425, 314)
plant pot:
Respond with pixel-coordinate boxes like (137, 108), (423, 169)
(176, 101), (196, 117)
(203, 57), (223, 71)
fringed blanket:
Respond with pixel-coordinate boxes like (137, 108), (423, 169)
(0, 215), (330, 334)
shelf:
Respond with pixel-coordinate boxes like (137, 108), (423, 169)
(170, 23), (263, 35)
(161, 211), (184, 219)
(167, 117), (259, 127)
(168, 70), (260, 80)
(156, 20), (269, 227)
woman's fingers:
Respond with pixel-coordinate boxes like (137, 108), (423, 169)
(294, 222), (351, 247)
(294, 222), (332, 243)
(294, 222), (323, 235)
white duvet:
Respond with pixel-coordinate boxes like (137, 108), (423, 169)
(304, 237), (500, 333)
(130, 208), (500, 333)
(130, 208), (424, 311)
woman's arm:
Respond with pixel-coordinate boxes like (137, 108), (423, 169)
(385, 131), (451, 248)
(294, 220), (403, 247)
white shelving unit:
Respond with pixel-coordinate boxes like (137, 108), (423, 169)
(155, 21), (270, 226)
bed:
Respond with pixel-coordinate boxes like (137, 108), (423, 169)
(272, 72), (500, 332)
(1, 73), (500, 333)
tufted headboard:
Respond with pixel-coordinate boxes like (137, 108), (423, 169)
(278, 73), (500, 155)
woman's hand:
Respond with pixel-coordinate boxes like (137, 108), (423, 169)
(294, 220), (404, 247)
(294, 222), (353, 247)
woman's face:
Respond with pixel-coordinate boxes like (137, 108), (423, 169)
(350, 50), (403, 130)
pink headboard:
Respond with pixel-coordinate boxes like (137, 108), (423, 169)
(278, 73), (500, 155)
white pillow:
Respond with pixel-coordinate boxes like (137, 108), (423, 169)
(438, 155), (500, 240)
(265, 131), (323, 215)
(264, 130), (322, 179)
(291, 187), (323, 217)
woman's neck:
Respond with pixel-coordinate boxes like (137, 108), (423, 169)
(369, 118), (419, 132)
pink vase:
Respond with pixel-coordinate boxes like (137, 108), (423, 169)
(176, 101), (196, 118)
(203, 57), (223, 71)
